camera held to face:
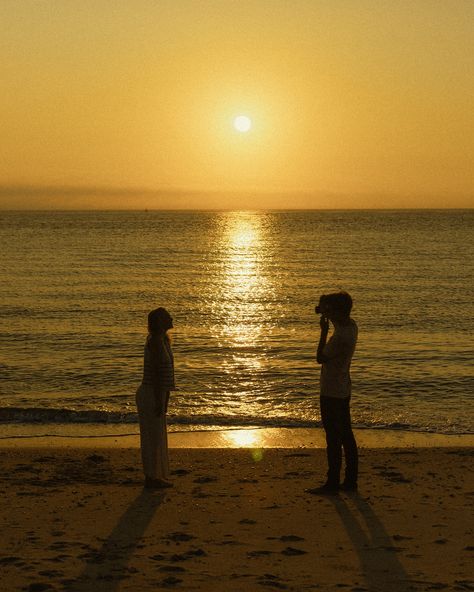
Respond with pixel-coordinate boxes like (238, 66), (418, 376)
(315, 291), (353, 318)
(315, 295), (328, 315)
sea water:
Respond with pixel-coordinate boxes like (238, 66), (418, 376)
(1, 209), (473, 435)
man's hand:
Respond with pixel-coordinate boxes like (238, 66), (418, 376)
(319, 315), (329, 333)
(317, 315), (329, 364)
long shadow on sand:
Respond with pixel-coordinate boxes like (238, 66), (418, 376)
(330, 494), (412, 592)
(68, 489), (165, 592)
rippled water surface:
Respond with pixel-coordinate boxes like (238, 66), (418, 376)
(1, 209), (473, 434)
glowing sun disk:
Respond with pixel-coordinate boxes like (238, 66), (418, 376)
(234, 115), (252, 132)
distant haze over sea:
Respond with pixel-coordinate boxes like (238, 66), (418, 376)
(0, 186), (472, 210)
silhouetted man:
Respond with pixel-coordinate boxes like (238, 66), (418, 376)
(308, 291), (358, 495)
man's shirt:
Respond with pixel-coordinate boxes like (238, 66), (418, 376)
(320, 319), (358, 398)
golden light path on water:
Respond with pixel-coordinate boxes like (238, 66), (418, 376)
(209, 211), (276, 419)
(217, 211), (269, 352)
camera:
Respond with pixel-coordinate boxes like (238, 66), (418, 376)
(315, 295), (327, 315)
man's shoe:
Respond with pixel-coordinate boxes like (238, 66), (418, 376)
(340, 481), (357, 492)
(305, 482), (339, 496)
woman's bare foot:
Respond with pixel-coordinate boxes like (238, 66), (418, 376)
(144, 476), (173, 489)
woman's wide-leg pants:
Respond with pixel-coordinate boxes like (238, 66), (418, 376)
(135, 384), (169, 479)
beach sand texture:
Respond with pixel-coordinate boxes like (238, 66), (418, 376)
(1, 447), (473, 592)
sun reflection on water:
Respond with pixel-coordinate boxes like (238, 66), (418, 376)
(217, 211), (271, 329)
(223, 213), (263, 300)
(231, 223), (258, 249)
(209, 211), (277, 420)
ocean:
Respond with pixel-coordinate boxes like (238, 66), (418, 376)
(1, 209), (473, 436)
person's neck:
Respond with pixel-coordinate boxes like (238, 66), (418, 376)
(333, 317), (351, 328)
(150, 331), (167, 339)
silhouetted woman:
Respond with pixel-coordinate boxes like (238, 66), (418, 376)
(136, 307), (175, 489)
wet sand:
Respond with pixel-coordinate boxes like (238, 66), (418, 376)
(1, 426), (473, 449)
(1, 443), (473, 591)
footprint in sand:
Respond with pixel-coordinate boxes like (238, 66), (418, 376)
(392, 534), (413, 541)
(376, 469), (411, 483)
(193, 476), (218, 483)
(26, 583), (54, 592)
(166, 532), (195, 542)
(257, 574), (288, 589)
(161, 576), (183, 587)
(170, 548), (206, 561)
(35, 456), (54, 463)
(38, 570), (64, 578)
(247, 550), (274, 557)
(0, 556), (25, 566)
(49, 554), (72, 563)
(85, 454), (106, 463)
(193, 491), (212, 499)
(279, 535), (305, 542)
(281, 547), (307, 556)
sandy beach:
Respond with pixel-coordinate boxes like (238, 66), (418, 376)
(1, 433), (473, 592)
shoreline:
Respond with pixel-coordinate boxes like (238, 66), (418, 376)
(0, 426), (473, 449)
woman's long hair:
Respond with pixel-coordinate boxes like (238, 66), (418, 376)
(147, 307), (172, 346)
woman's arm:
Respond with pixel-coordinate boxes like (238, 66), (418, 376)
(148, 337), (174, 415)
(153, 389), (168, 416)
(148, 339), (168, 416)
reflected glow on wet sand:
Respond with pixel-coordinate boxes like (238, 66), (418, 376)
(0, 426), (472, 448)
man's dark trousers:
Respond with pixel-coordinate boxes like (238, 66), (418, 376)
(320, 395), (358, 486)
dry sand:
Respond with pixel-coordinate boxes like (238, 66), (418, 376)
(1, 445), (473, 592)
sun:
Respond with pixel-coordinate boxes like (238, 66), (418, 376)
(233, 115), (252, 133)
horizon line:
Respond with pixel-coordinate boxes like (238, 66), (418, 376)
(1, 207), (472, 213)
(0, 184), (473, 200)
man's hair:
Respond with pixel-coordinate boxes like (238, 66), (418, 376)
(323, 291), (353, 317)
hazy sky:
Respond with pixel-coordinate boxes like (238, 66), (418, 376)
(1, 0), (473, 209)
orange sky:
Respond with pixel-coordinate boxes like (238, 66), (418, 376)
(1, 1), (473, 209)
